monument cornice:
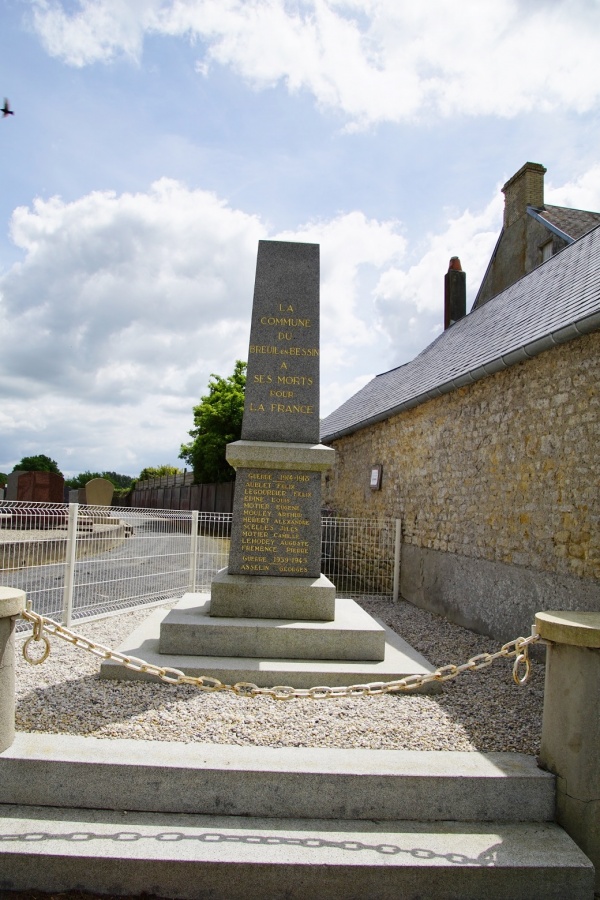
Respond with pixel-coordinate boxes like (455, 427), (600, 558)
(226, 440), (335, 472)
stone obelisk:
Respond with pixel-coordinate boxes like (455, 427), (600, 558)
(101, 238), (437, 690)
(210, 239), (337, 619)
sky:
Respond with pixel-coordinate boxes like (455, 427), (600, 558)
(1, 0), (600, 480)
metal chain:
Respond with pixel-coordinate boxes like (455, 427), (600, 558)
(20, 607), (539, 700)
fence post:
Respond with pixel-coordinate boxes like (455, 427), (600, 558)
(0, 587), (26, 752)
(62, 502), (79, 627)
(189, 510), (199, 593)
(392, 518), (401, 602)
(536, 610), (600, 892)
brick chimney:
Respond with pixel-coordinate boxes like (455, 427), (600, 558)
(444, 257), (466, 330)
(502, 162), (546, 229)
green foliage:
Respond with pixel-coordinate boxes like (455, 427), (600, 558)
(65, 471), (103, 489)
(13, 454), (62, 475)
(112, 485), (134, 503)
(103, 471), (135, 489)
(65, 471), (135, 490)
(138, 464), (183, 482)
(0, 472), (8, 486)
(179, 360), (246, 483)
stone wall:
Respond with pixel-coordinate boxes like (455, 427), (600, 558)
(323, 331), (600, 639)
(475, 213), (569, 308)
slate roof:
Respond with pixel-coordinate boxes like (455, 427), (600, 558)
(320, 224), (600, 443)
(540, 204), (600, 240)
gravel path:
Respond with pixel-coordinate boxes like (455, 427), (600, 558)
(14, 597), (545, 755)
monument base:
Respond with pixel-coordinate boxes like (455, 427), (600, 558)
(99, 594), (440, 693)
(209, 568), (336, 621)
(160, 593), (384, 660)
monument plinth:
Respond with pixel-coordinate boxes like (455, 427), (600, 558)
(101, 239), (437, 690)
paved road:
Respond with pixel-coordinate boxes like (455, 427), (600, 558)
(2, 892), (170, 899)
(2, 515), (230, 626)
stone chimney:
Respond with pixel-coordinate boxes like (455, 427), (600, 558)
(502, 162), (546, 229)
(444, 257), (466, 330)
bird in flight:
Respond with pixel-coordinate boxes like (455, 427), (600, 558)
(2, 99), (14, 117)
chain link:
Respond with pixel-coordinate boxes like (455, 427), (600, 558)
(20, 607), (539, 700)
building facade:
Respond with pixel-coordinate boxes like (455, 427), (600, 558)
(321, 166), (600, 640)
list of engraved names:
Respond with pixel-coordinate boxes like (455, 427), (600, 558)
(237, 469), (320, 576)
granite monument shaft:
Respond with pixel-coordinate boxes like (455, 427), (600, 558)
(226, 240), (327, 581)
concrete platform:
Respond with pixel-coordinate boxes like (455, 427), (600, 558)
(0, 736), (594, 898)
(0, 805), (593, 900)
(100, 594), (440, 691)
(159, 593), (386, 660)
(0, 735), (557, 823)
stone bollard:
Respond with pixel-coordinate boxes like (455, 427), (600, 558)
(0, 587), (26, 752)
(536, 610), (600, 892)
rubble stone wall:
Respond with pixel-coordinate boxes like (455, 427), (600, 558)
(323, 331), (600, 637)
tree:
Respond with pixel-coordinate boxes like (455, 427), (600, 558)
(138, 465), (182, 482)
(179, 360), (246, 483)
(103, 471), (135, 489)
(65, 471), (104, 489)
(65, 471), (135, 490)
(12, 454), (62, 475)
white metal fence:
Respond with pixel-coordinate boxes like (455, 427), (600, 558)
(0, 501), (399, 630)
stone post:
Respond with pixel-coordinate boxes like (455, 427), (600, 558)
(536, 610), (600, 891)
(0, 587), (26, 752)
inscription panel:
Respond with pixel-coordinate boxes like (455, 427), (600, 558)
(228, 468), (322, 578)
(242, 240), (320, 444)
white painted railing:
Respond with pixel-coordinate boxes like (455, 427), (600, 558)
(0, 501), (398, 628)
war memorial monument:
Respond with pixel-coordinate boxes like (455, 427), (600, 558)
(102, 240), (434, 686)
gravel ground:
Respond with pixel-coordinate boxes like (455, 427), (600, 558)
(0, 893), (169, 900)
(4, 604), (554, 900)
(14, 597), (545, 755)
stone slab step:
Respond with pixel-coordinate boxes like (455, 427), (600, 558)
(159, 595), (386, 660)
(0, 804), (594, 900)
(99, 598), (440, 690)
(0, 735), (556, 823)
(210, 569), (337, 620)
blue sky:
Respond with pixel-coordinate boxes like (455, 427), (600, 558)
(1, 0), (600, 479)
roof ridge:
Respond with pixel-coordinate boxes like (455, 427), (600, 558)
(321, 224), (600, 443)
(543, 202), (600, 217)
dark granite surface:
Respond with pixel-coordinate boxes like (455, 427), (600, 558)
(242, 240), (320, 444)
(228, 468), (321, 578)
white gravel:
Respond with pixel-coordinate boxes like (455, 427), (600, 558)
(14, 598), (545, 755)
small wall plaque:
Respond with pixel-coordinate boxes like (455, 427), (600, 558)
(370, 465), (382, 490)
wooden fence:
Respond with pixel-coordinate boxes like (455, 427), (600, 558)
(128, 481), (235, 513)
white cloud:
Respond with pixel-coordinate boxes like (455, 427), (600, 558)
(275, 211), (407, 417)
(277, 211), (406, 352)
(0, 180), (407, 473)
(31, 0), (151, 65)
(546, 164), (600, 211)
(2, 184), (259, 415)
(31, 0), (600, 126)
(373, 191), (503, 367)
(0, 180), (262, 473)
(2, 161), (598, 475)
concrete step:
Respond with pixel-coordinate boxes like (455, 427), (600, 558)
(0, 804), (594, 900)
(159, 595), (386, 661)
(99, 596), (440, 690)
(1, 735), (555, 822)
